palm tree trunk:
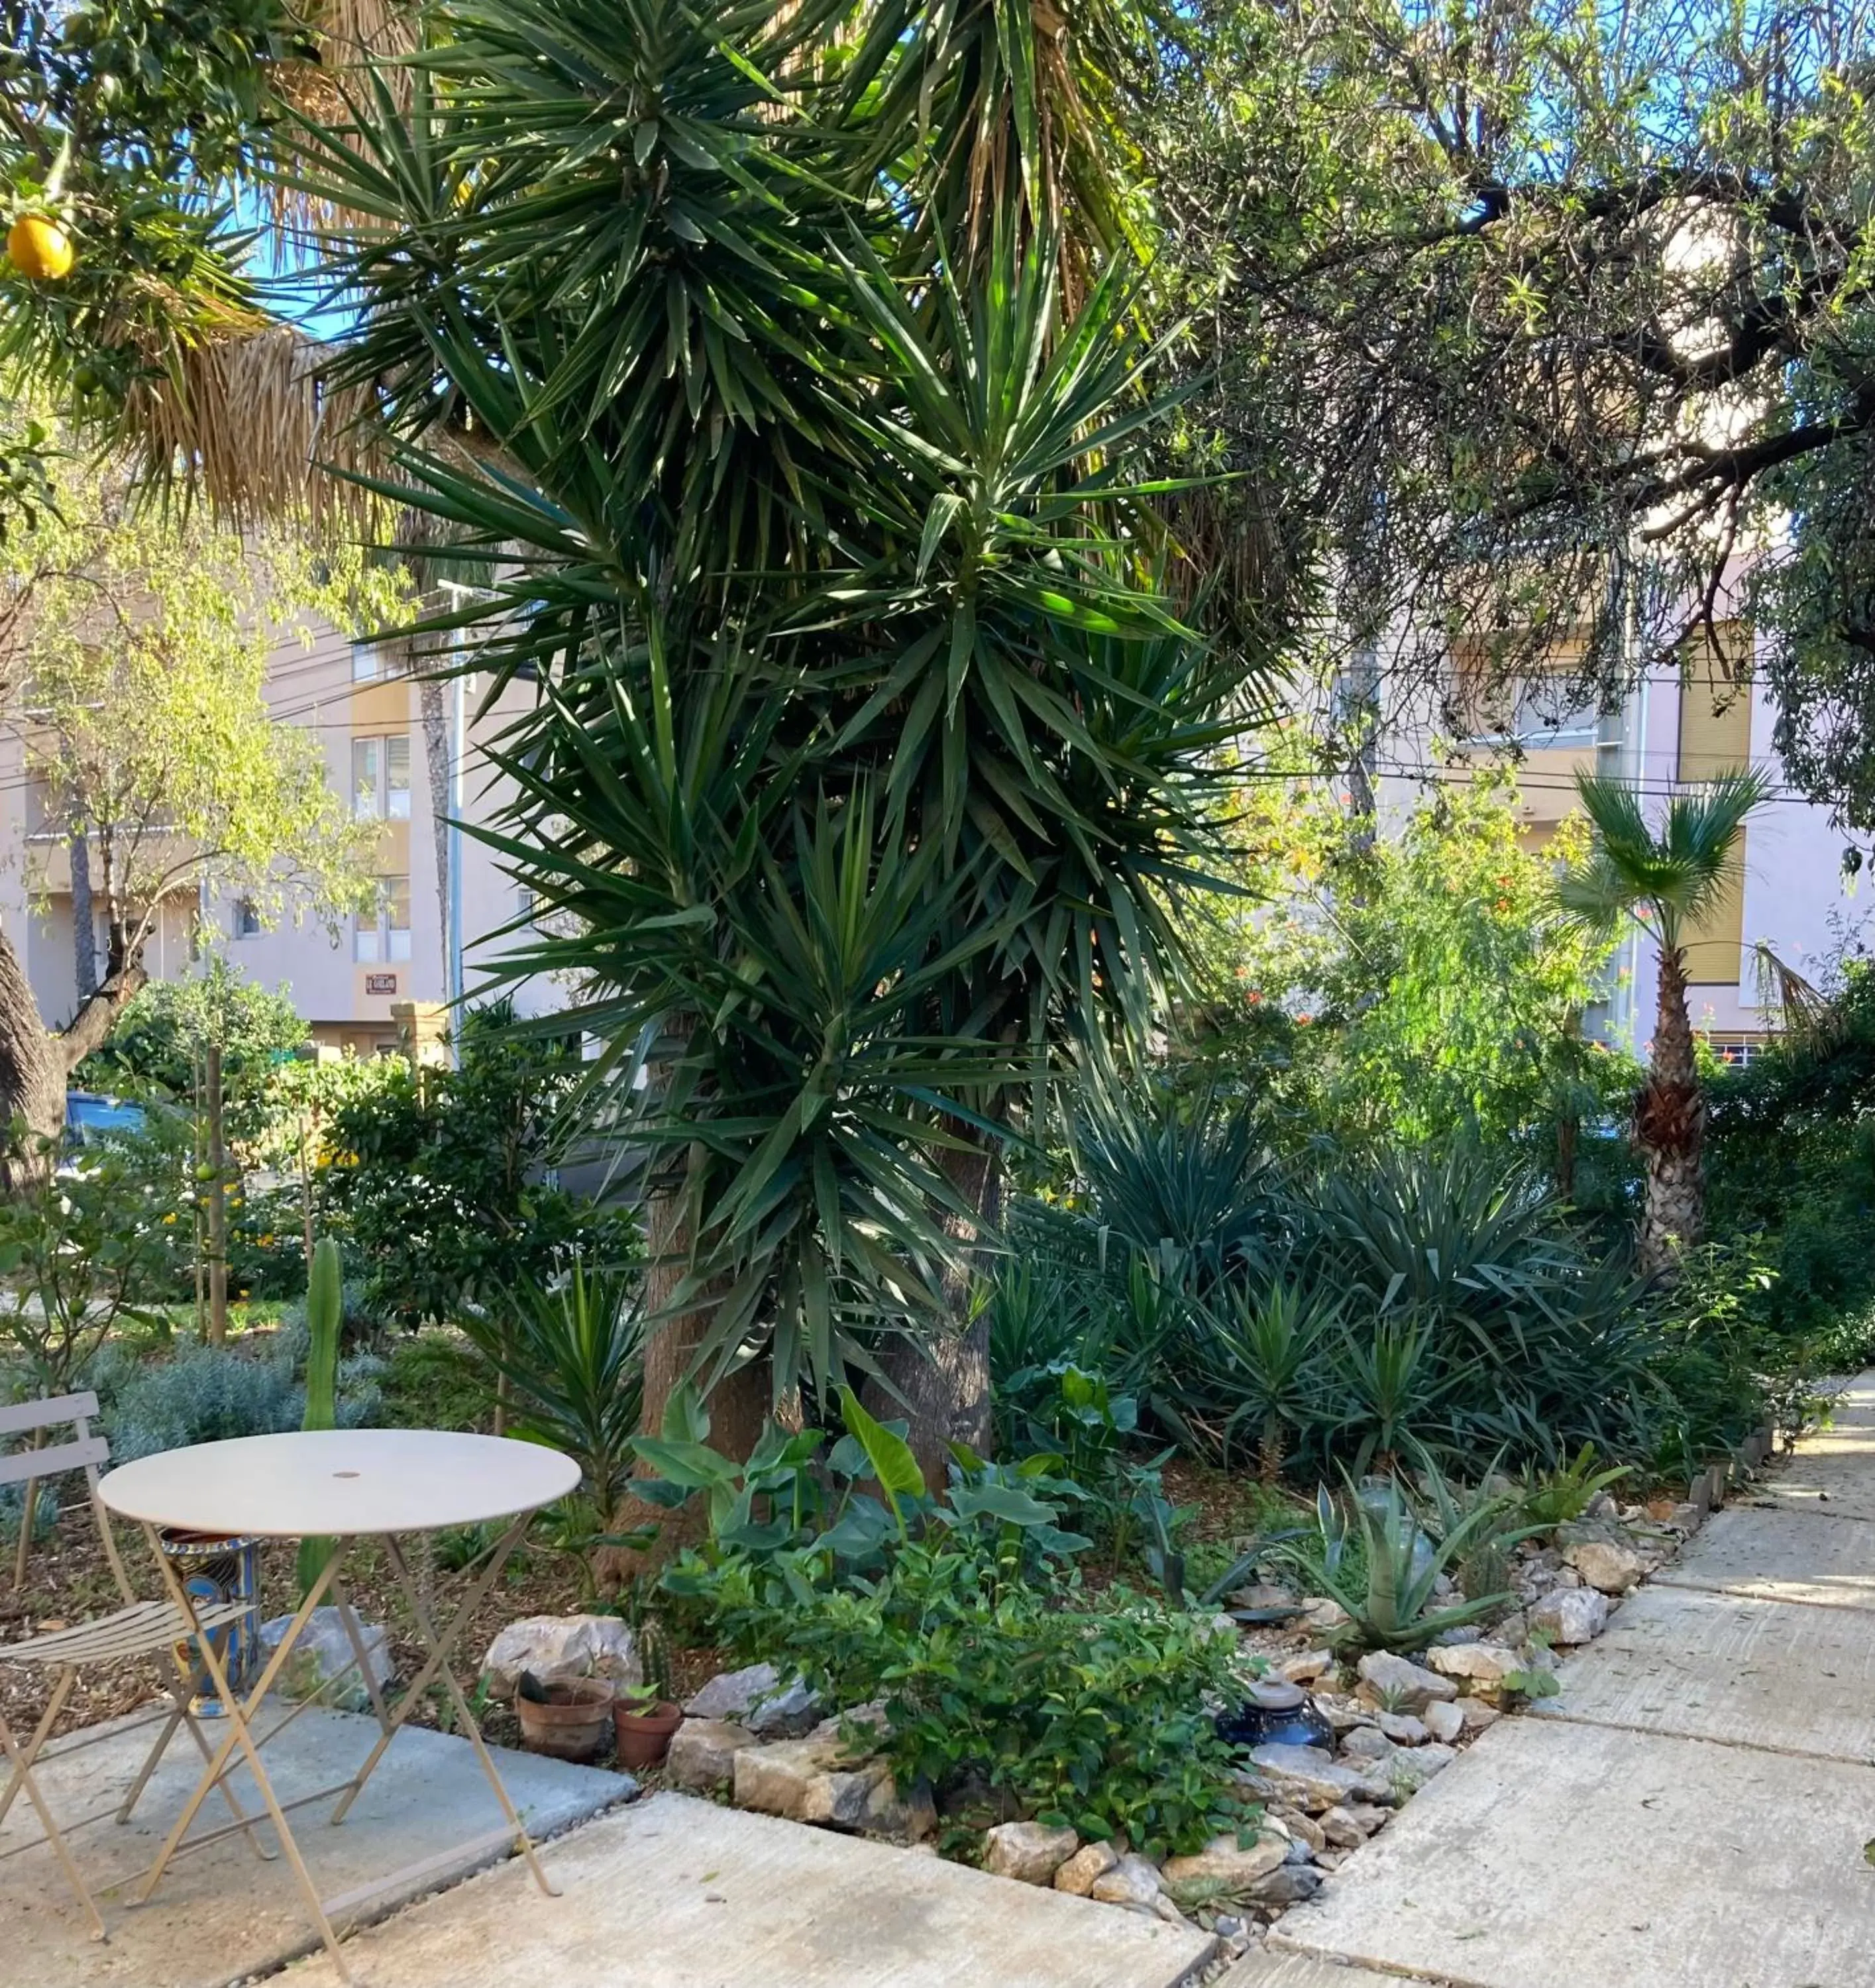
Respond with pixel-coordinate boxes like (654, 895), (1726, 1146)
(1635, 943), (1705, 1277)
(863, 1133), (998, 1485)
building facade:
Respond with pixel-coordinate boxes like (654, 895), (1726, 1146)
(1380, 618), (1870, 1062)
(0, 616), (560, 1053)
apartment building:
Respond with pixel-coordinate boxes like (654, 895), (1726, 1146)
(0, 616), (562, 1052)
(1379, 618), (1871, 1062)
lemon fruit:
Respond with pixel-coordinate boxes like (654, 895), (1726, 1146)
(7, 214), (75, 281)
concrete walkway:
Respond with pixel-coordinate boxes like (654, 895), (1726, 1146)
(1264, 1371), (1875, 1988)
(280, 1793), (1217, 1988)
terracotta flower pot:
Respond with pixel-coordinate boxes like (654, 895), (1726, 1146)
(612, 1698), (683, 1770)
(515, 1677), (616, 1761)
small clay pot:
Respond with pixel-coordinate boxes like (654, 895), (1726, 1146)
(515, 1677), (616, 1761)
(612, 1698), (684, 1770)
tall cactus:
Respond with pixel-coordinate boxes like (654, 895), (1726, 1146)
(295, 1237), (343, 1598)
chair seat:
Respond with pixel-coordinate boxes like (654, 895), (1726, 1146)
(0, 1596), (256, 1669)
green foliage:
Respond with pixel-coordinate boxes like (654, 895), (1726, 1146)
(75, 962), (309, 1150)
(1705, 964), (1875, 1358)
(700, 1541), (1256, 1856)
(0, 1129), (172, 1394)
(1297, 1470), (1525, 1653)
(87, 1333), (380, 1465)
(641, 1382), (1093, 1592)
(1519, 1445), (1631, 1531)
(457, 1259), (645, 1512)
(1561, 771), (1771, 962)
(315, 1003), (637, 1326)
(1185, 769), (1621, 1154)
(0, 432), (400, 963)
(295, 0), (1270, 1408)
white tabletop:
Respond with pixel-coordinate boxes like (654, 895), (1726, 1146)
(99, 1429), (582, 1537)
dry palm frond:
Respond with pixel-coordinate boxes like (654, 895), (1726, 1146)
(119, 321), (391, 533)
(1751, 941), (1831, 1040)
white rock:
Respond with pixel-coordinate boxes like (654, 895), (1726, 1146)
(480, 1614), (639, 1700)
(1301, 1596), (1352, 1635)
(798, 1757), (894, 1828)
(261, 1608), (393, 1712)
(1564, 1537), (1647, 1595)
(1319, 1804), (1383, 1847)
(1282, 1649), (1336, 1684)
(1375, 1712), (1429, 1745)
(1053, 1840), (1120, 1895)
(982, 1820), (1079, 1885)
(1161, 1830), (1288, 1890)
(1339, 1726), (1396, 1765)
(731, 1736), (844, 1819)
(1424, 1641), (1525, 1686)
(1422, 1700), (1466, 1744)
(684, 1661), (820, 1737)
(1243, 1743), (1393, 1812)
(666, 1718), (757, 1794)
(1530, 1586), (1609, 1645)
(1356, 1651), (1458, 1712)
(1089, 1851), (1164, 1909)
(1387, 1741), (1458, 1796)
(1459, 1698), (1502, 1733)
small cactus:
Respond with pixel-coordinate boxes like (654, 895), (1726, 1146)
(296, 1237), (343, 1597)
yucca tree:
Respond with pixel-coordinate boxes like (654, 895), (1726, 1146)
(1560, 768), (1770, 1275)
(296, 0), (1258, 1476)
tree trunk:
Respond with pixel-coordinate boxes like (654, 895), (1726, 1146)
(597, 1156), (770, 1588)
(69, 832), (97, 1002)
(1635, 944), (1705, 1278)
(863, 1134), (1000, 1486)
(0, 927), (68, 1189)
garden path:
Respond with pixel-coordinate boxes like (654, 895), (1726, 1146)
(280, 1791), (1217, 1988)
(1251, 1369), (1875, 1988)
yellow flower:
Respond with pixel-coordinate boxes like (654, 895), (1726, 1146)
(162, 1212), (178, 1225)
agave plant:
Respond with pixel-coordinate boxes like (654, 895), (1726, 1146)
(1299, 1468), (1525, 1654)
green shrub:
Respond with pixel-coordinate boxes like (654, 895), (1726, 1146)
(704, 1543), (1256, 1855)
(315, 1002), (637, 1325)
(93, 1337), (380, 1463)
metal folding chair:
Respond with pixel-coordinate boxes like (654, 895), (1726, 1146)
(0, 1391), (272, 1941)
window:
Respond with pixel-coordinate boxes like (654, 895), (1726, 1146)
(352, 642), (380, 683)
(1513, 677), (1602, 744)
(233, 898), (262, 939)
(351, 734), (411, 819)
(355, 875), (413, 963)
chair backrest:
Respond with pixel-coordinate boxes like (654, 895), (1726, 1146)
(0, 1392), (111, 1486)
(1, 1390), (133, 1600)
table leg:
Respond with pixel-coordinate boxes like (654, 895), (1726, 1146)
(329, 1523), (559, 1900)
(327, 1573), (394, 1738)
(325, 1514), (527, 1827)
(136, 1531), (352, 1980)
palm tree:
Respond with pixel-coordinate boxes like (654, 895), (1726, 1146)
(1560, 767), (1770, 1276)
(287, 0), (1261, 1480)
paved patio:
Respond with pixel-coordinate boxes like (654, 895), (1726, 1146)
(280, 1793), (1217, 1988)
(0, 1700), (634, 1987)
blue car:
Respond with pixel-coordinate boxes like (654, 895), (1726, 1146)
(64, 1091), (146, 1150)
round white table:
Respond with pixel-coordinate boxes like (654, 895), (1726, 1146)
(99, 1429), (581, 1980)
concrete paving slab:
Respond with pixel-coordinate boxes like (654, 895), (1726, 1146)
(281, 1791), (1218, 1988)
(1653, 1502), (1875, 1612)
(1269, 1716), (1875, 1988)
(0, 1699), (635, 1988)
(1758, 1415), (1875, 1521)
(1220, 1953), (1413, 1987)
(1531, 1580), (1875, 1762)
